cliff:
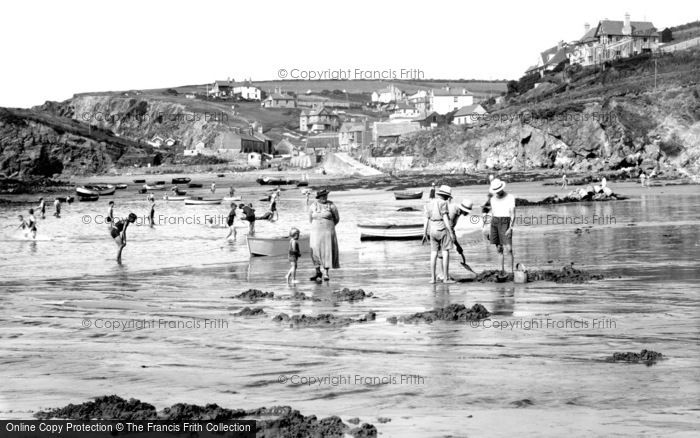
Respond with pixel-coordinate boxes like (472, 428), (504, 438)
(383, 49), (700, 177)
(0, 107), (155, 178)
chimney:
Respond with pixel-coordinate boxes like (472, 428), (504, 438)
(584, 22), (590, 33)
(557, 40), (563, 50)
(623, 13), (631, 35)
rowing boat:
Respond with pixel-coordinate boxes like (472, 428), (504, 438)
(76, 185), (115, 196)
(115, 184), (128, 190)
(188, 183), (203, 188)
(171, 177), (191, 184)
(162, 196), (190, 201)
(357, 223), (424, 241)
(77, 194), (100, 202)
(394, 190), (423, 200)
(256, 177), (298, 186)
(184, 197), (222, 205)
(222, 196), (241, 202)
(143, 184), (166, 190)
(246, 235), (310, 257)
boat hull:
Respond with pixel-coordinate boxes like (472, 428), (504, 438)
(184, 198), (222, 205)
(77, 194), (100, 202)
(188, 183), (203, 188)
(394, 191), (423, 200)
(222, 196), (241, 202)
(76, 185), (115, 196)
(246, 235), (310, 257)
(358, 223), (424, 241)
(171, 177), (191, 184)
(144, 185), (166, 190)
(163, 196), (190, 201)
(256, 177), (298, 186)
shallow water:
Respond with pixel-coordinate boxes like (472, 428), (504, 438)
(1, 182), (699, 437)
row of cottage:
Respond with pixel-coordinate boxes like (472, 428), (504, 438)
(526, 13), (668, 76)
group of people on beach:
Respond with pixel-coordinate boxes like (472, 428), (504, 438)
(423, 176), (516, 283)
(16, 197), (64, 239)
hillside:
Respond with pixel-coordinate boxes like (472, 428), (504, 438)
(385, 48), (700, 177)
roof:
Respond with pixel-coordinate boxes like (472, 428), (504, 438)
(268, 93), (295, 100)
(340, 122), (367, 133)
(598, 20), (657, 36)
(275, 139), (296, 154)
(374, 122), (421, 137)
(412, 111), (440, 121)
(214, 80), (232, 88)
(375, 85), (401, 94)
(301, 106), (332, 116)
(432, 88), (471, 96)
(454, 104), (486, 117)
(394, 101), (414, 110)
(307, 133), (340, 148)
(577, 26), (598, 43)
(232, 83), (260, 90)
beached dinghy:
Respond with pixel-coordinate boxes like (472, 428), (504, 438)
(76, 185), (115, 196)
(77, 194), (100, 202)
(246, 235), (310, 257)
(115, 184), (128, 190)
(184, 197), (222, 205)
(188, 183), (203, 188)
(171, 177), (191, 184)
(133, 179), (146, 184)
(394, 190), (423, 200)
(143, 184), (166, 190)
(358, 223), (424, 241)
(162, 195), (190, 201)
(256, 176), (298, 186)
(222, 196), (241, 202)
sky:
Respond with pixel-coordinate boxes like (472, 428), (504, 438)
(0, 0), (697, 108)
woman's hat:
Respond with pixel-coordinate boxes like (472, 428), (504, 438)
(436, 185), (452, 198)
(489, 179), (506, 194)
(316, 189), (329, 198)
(458, 199), (473, 213)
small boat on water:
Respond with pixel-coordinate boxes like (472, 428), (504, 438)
(76, 185), (116, 196)
(256, 177), (297, 186)
(155, 180), (166, 185)
(115, 184), (128, 190)
(133, 179), (146, 184)
(143, 184), (166, 190)
(296, 181), (309, 187)
(222, 196), (241, 202)
(77, 194), (100, 202)
(188, 183), (203, 188)
(171, 177), (191, 184)
(394, 190), (423, 200)
(358, 223), (424, 241)
(184, 197), (222, 205)
(246, 235), (310, 257)
(217, 173), (226, 177)
(163, 196), (190, 201)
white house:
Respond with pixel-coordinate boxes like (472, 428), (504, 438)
(452, 104), (488, 125)
(371, 85), (404, 104)
(389, 101), (421, 120)
(429, 87), (474, 115)
(183, 141), (206, 156)
(233, 83), (262, 101)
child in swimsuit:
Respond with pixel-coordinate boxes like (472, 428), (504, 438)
(38, 198), (46, 219)
(285, 227), (301, 284)
(109, 212), (137, 264)
(148, 198), (155, 228)
(27, 209), (37, 239)
(17, 215), (27, 237)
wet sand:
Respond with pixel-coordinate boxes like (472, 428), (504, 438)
(0, 181), (699, 436)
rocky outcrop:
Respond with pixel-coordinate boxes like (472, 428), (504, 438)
(394, 52), (700, 177)
(0, 107), (150, 178)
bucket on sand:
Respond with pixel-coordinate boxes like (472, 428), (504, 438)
(514, 263), (528, 284)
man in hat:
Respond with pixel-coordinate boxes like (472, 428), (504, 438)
(423, 185), (457, 284)
(488, 178), (516, 274)
(435, 199), (475, 280)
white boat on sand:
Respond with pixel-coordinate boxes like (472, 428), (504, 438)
(247, 235), (310, 257)
(163, 195), (190, 201)
(358, 223), (424, 241)
(185, 197), (222, 205)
